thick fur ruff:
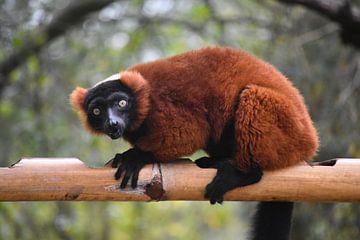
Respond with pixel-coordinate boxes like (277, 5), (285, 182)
(70, 87), (100, 135)
(119, 71), (150, 131)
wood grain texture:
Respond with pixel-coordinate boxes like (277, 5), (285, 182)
(0, 158), (359, 202)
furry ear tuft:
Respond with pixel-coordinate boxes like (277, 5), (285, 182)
(70, 87), (88, 131)
(70, 87), (102, 135)
(70, 87), (87, 112)
(119, 71), (150, 130)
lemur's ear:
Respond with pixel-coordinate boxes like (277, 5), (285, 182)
(70, 87), (87, 113)
(119, 71), (150, 130)
(70, 87), (104, 135)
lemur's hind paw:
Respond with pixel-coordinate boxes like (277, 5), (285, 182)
(205, 161), (263, 205)
(195, 157), (228, 169)
(195, 157), (215, 168)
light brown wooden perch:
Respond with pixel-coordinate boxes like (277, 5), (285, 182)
(0, 158), (359, 202)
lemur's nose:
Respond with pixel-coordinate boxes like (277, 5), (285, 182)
(109, 119), (118, 128)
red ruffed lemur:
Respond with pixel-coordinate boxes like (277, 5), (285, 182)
(71, 47), (318, 240)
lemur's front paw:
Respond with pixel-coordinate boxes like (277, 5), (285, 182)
(110, 148), (155, 189)
(204, 161), (263, 205)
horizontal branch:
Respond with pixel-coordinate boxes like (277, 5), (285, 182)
(0, 158), (359, 202)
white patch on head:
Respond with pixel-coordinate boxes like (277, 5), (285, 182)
(92, 73), (121, 88)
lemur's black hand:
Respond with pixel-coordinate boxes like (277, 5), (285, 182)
(200, 159), (263, 204)
(110, 148), (156, 189)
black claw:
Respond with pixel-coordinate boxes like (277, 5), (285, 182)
(213, 195), (224, 205)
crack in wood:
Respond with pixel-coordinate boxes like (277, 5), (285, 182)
(65, 186), (84, 200)
(145, 163), (165, 201)
(104, 184), (146, 195)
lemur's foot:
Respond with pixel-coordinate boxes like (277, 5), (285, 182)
(204, 160), (263, 204)
(109, 148), (155, 188)
(195, 157), (227, 169)
(195, 157), (216, 168)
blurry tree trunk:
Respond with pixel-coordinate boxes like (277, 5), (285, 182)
(279, 0), (360, 48)
(0, 0), (117, 98)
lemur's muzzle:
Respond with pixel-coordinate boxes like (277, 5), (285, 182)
(106, 108), (126, 139)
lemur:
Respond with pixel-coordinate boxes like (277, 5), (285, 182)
(71, 47), (319, 240)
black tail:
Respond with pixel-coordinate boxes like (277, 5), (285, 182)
(250, 201), (294, 240)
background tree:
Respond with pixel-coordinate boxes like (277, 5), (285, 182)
(279, 0), (360, 48)
(0, 0), (359, 239)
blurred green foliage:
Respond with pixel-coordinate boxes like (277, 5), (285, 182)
(0, 0), (359, 239)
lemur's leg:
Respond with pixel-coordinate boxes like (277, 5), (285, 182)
(204, 158), (263, 204)
(203, 85), (318, 204)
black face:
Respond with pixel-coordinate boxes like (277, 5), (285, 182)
(84, 80), (136, 139)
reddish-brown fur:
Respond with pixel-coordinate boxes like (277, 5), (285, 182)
(70, 87), (101, 135)
(71, 47), (319, 171)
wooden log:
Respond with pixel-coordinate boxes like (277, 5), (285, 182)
(0, 158), (359, 202)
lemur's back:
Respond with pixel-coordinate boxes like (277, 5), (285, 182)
(129, 47), (317, 152)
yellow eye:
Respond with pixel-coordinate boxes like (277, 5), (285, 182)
(119, 100), (127, 108)
(93, 108), (101, 116)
